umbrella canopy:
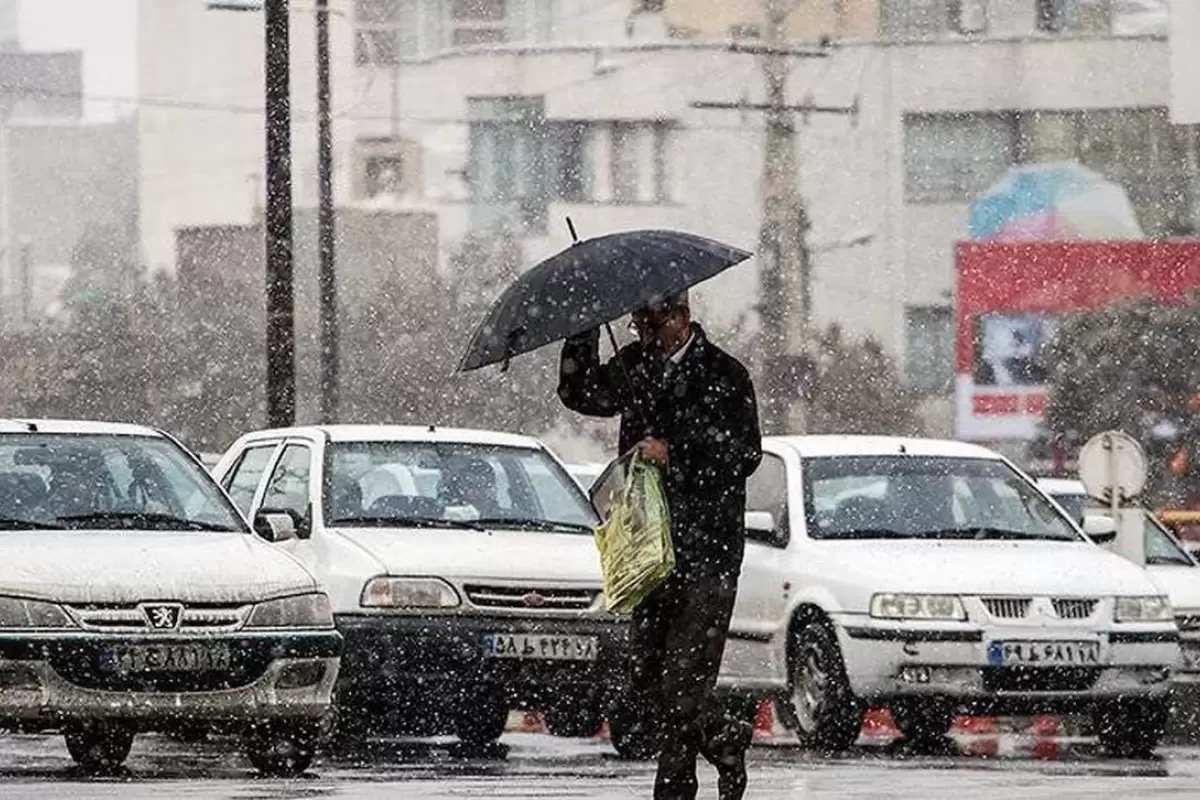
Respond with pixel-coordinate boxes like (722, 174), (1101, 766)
(968, 161), (1143, 241)
(457, 228), (751, 372)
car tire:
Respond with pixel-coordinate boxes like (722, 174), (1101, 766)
(64, 722), (135, 772)
(1095, 699), (1168, 758)
(244, 723), (317, 776)
(786, 622), (863, 752)
(891, 701), (955, 745)
(543, 698), (604, 738)
(454, 696), (509, 746)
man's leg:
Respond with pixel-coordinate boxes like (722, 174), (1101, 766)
(654, 571), (737, 800)
(621, 583), (669, 756)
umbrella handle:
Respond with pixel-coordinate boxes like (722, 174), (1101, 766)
(604, 322), (653, 439)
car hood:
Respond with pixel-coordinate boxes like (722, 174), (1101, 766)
(0, 531), (317, 604)
(1147, 565), (1200, 613)
(822, 538), (1160, 598)
(333, 526), (603, 584)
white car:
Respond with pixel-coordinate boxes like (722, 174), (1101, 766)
(212, 425), (633, 750)
(1038, 477), (1200, 684)
(565, 462), (607, 493)
(0, 419), (340, 775)
(715, 436), (1178, 757)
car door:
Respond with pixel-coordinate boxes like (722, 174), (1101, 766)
(722, 450), (792, 683)
(218, 440), (283, 520)
(254, 438), (320, 573)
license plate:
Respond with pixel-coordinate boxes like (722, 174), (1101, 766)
(987, 640), (1101, 667)
(481, 633), (599, 661)
(102, 644), (233, 673)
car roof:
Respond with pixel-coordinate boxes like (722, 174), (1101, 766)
(765, 435), (1003, 460)
(236, 424), (547, 450)
(0, 418), (164, 437)
(1036, 477), (1085, 495)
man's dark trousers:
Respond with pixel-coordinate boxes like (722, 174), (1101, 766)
(630, 567), (752, 800)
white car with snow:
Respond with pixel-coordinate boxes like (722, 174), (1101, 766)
(212, 425), (632, 750)
(716, 436), (1179, 757)
(1038, 477), (1200, 685)
(0, 420), (340, 775)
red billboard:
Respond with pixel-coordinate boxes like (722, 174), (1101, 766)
(955, 241), (1200, 441)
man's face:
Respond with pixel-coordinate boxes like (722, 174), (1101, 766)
(631, 305), (688, 354)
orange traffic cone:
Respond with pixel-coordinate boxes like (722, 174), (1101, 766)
(753, 699), (774, 741)
(860, 707), (900, 738)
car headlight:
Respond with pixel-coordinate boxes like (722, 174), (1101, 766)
(246, 593), (334, 628)
(0, 597), (74, 629)
(1114, 595), (1173, 623)
(870, 593), (966, 621)
(361, 577), (460, 609)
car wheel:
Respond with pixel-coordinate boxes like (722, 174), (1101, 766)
(1095, 700), (1168, 758)
(543, 698), (603, 738)
(891, 701), (955, 745)
(787, 622), (863, 752)
(64, 722), (135, 772)
(454, 696), (509, 746)
(244, 723), (317, 776)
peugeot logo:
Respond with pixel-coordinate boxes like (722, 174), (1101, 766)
(141, 603), (183, 630)
(522, 592), (547, 608)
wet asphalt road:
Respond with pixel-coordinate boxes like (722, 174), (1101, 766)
(6, 733), (1200, 798)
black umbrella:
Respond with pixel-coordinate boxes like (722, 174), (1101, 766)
(457, 223), (752, 372)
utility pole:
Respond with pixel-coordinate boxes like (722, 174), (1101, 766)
(18, 238), (29, 326)
(316, 0), (339, 423)
(691, 2), (854, 436)
(264, 0), (295, 428)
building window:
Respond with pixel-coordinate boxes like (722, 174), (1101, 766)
(451, 0), (508, 47)
(356, 137), (420, 199)
(610, 122), (673, 204)
(1036, 0), (1112, 34)
(547, 122), (593, 203)
(467, 96), (548, 232)
(949, 0), (988, 34)
(355, 0), (401, 65)
(903, 112), (1018, 203)
(905, 305), (955, 392)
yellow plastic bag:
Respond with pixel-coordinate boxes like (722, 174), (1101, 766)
(594, 453), (675, 615)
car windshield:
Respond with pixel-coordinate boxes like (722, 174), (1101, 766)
(323, 441), (598, 532)
(804, 455), (1081, 542)
(0, 433), (245, 532)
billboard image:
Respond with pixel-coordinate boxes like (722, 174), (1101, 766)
(955, 241), (1200, 441)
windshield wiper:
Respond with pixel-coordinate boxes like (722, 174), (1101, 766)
(328, 515), (486, 531)
(56, 512), (237, 532)
(0, 516), (64, 531)
(472, 517), (595, 534)
(925, 527), (1075, 541)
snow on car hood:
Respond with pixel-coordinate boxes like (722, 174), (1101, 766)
(1147, 565), (1200, 613)
(333, 526), (603, 585)
(820, 538), (1161, 600)
(0, 531), (317, 604)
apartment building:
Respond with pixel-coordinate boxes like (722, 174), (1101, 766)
(137, 0), (1181, 435)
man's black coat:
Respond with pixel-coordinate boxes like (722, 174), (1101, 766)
(557, 323), (762, 578)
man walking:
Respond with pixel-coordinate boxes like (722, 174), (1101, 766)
(557, 290), (762, 800)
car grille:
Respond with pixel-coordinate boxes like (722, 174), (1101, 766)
(462, 584), (600, 612)
(980, 597), (1099, 621)
(1177, 613), (1200, 632)
(981, 667), (1101, 693)
(65, 603), (250, 633)
(1051, 598), (1098, 620)
(982, 598), (1032, 619)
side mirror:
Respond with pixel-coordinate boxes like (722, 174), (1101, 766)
(1082, 513), (1118, 545)
(254, 509), (299, 543)
(746, 510), (787, 547)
